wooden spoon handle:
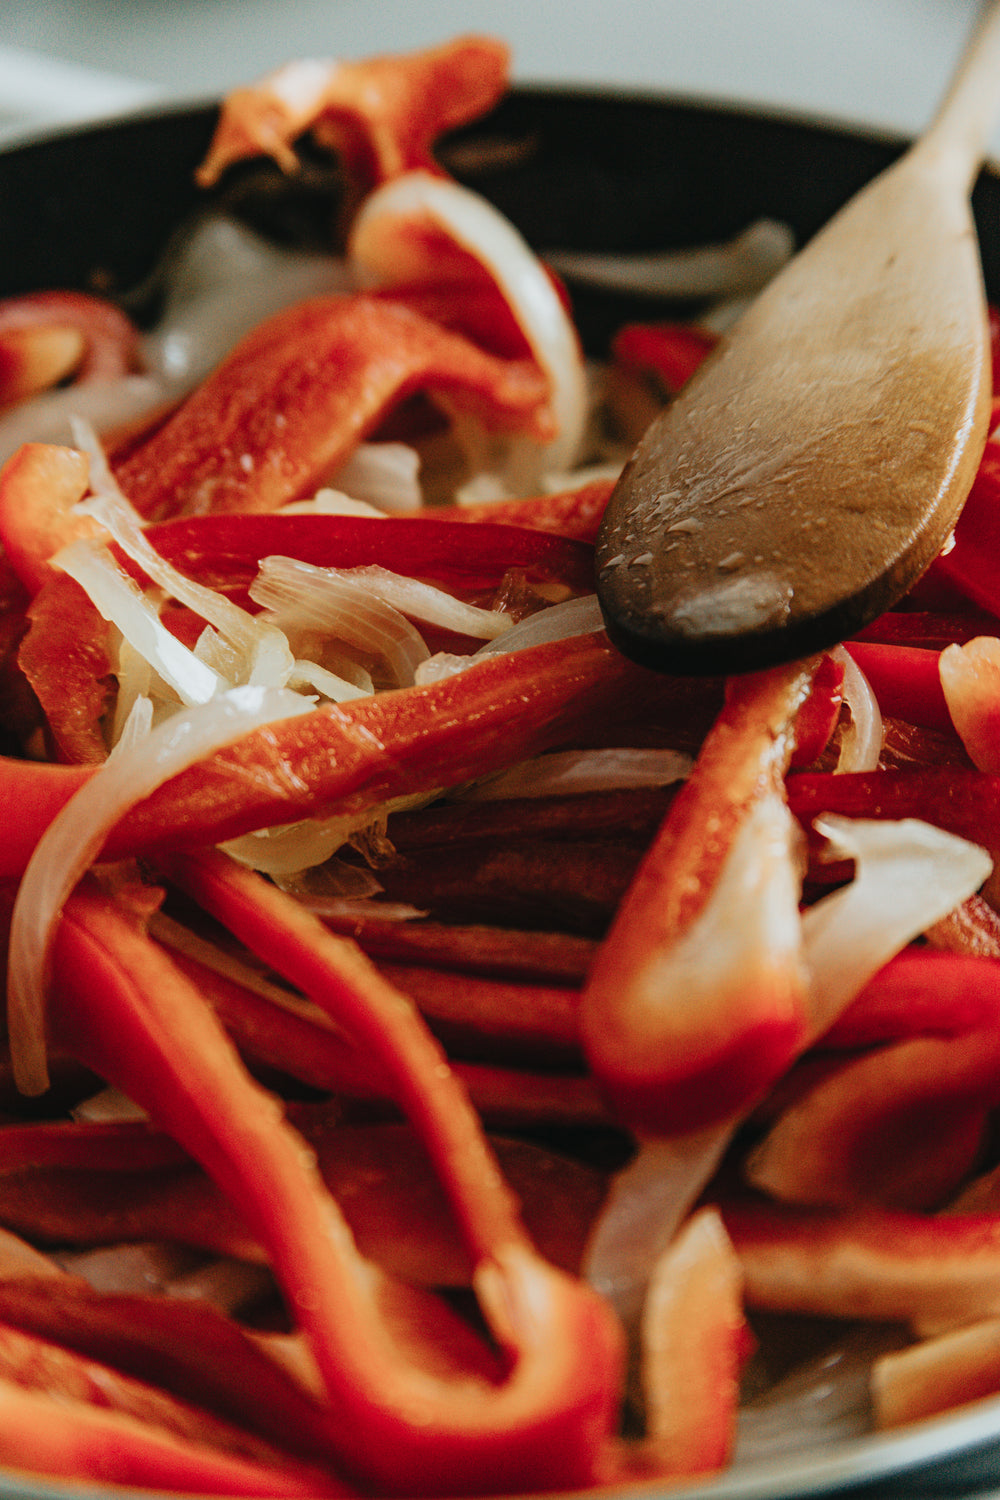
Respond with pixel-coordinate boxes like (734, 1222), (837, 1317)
(921, 0), (1000, 184)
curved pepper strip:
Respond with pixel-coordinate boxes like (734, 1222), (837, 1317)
(196, 37), (509, 197)
(579, 660), (818, 1135)
(7, 629), (669, 872)
(140, 509), (597, 597)
(0, 1276), (341, 1467)
(0, 291), (141, 408)
(113, 294), (551, 519)
(0, 1378), (342, 1497)
(48, 877), (623, 1495)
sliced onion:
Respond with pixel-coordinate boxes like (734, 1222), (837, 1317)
(802, 815), (993, 1037)
(271, 561), (511, 641)
(249, 555), (430, 686)
(474, 593), (604, 658)
(328, 442), (422, 513)
(458, 746), (692, 801)
(72, 421), (294, 690)
(7, 684), (314, 1097)
(142, 214), (350, 390)
(0, 375), (169, 468)
(583, 1129), (733, 1329)
(831, 645), (883, 772)
(544, 219), (795, 301)
(56, 538), (225, 707)
(349, 170), (588, 483)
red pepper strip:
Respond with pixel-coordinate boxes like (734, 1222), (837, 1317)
(432, 477), (615, 542)
(52, 878), (624, 1494)
(0, 1115), (607, 1287)
(630, 1208), (744, 1479)
(141, 509), (597, 596)
(940, 633), (1000, 772)
(0, 1158), (259, 1262)
(926, 891), (1000, 957)
(0, 1378), (344, 1496)
(377, 961), (580, 1062)
(787, 768), (1000, 866)
(0, 292), (140, 408)
(933, 439), (1000, 614)
(0, 1276), (340, 1466)
(0, 1117), (186, 1172)
(823, 949), (1000, 1050)
(376, 837), (642, 936)
(0, 760), (91, 877)
(196, 37), (510, 195)
(165, 933), (609, 1128)
(318, 913), (596, 985)
(7, 629), (668, 869)
(579, 660), (818, 1135)
(19, 574), (112, 764)
(113, 294), (551, 520)
(0, 1320), (338, 1487)
(0, 443), (94, 596)
(844, 640), (953, 733)
(611, 321), (718, 397)
(873, 1319), (1000, 1430)
(719, 1198), (1000, 1329)
(746, 1036), (991, 1210)
(789, 650), (843, 767)
(853, 609), (1000, 650)
(98, 631), (687, 864)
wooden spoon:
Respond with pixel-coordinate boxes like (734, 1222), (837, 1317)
(596, 0), (1000, 675)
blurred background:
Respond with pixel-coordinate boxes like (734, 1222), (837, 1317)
(0, 0), (992, 147)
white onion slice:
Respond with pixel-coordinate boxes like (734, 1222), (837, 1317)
(262, 560), (509, 641)
(248, 556), (429, 685)
(544, 219), (795, 301)
(0, 375), (169, 468)
(142, 214), (350, 390)
(72, 422), (294, 690)
(458, 746), (692, 801)
(56, 538), (225, 707)
(583, 1129), (733, 1329)
(349, 169), (588, 483)
(7, 684), (314, 1097)
(832, 645), (883, 772)
(328, 442), (423, 513)
(474, 593), (605, 658)
(802, 815), (993, 1037)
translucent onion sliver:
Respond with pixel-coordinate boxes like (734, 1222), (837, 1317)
(7, 685), (314, 1097)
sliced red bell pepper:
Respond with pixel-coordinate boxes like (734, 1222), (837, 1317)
(197, 37), (510, 197)
(0, 291), (140, 408)
(0, 760), (91, 877)
(0, 1275), (340, 1465)
(162, 928), (609, 1128)
(933, 438), (1000, 614)
(317, 911), (596, 985)
(631, 1207), (744, 1478)
(787, 767), (1000, 868)
(113, 293), (551, 519)
(746, 1034), (991, 1211)
(0, 1379), (342, 1496)
(579, 660), (818, 1134)
(430, 476), (615, 542)
(0, 443), (94, 596)
(141, 508), (597, 597)
(610, 321), (718, 398)
(48, 875), (624, 1494)
(789, 650), (843, 767)
(97, 631), (689, 864)
(19, 573), (113, 764)
(719, 1197), (1000, 1331)
(844, 640), (953, 734)
(0, 1318), (338, 1489)
(823, 948), (1000, 1049)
